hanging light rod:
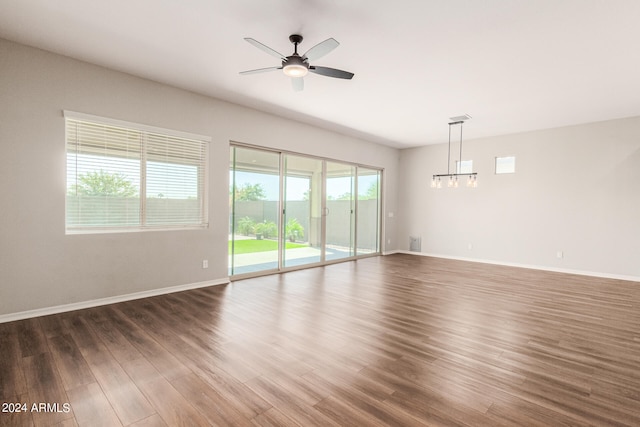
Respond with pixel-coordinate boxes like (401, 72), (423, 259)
(431, 173), (478, 188)
(432, 173), (478, 178)
(431, 115), (478, 189)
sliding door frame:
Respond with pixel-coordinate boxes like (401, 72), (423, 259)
(229, 141), (383, 279)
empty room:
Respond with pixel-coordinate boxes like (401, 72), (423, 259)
(1, 1), (639, 426)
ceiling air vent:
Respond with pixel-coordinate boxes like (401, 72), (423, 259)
(449, 114), (472, 122)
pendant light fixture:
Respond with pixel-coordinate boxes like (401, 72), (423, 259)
(431, 115), (477, 189)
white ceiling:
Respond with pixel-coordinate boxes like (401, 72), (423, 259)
(1, 0), (639, 148)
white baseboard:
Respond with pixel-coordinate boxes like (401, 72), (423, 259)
(392, 251), (640, 283)
(382, 249), (402, 256)
(0, 277), (230, 324)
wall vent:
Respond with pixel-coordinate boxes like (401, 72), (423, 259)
(409, 236), (421, 252)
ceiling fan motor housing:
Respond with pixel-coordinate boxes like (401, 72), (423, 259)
(289, 34), (304, 45)
(283, 55), (308, 69)
(282, 35), (309, 77)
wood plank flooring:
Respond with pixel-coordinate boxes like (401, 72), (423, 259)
(2, 254), (640, 426)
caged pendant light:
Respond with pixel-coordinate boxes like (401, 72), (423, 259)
(431, 115), (477, 189)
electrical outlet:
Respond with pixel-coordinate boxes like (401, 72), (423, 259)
(202, 260), (208, 269)
(556, 251), (563, 259)
(468, 243), (473, 250)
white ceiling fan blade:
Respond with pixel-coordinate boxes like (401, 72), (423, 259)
(303, 38), (339, 61)
(239, 66), (281, 75)
(244, 38), (287, 61)
(291, 77), (304, 92)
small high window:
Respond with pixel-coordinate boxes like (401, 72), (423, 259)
(495, 156), (516, 174)
(456, 160), (473, 174)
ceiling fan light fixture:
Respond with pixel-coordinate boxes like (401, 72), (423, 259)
(283, 63), (308, 77)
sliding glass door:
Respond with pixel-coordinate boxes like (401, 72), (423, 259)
(229, 145), (382, 277)
(229, 147), (280, 275)
(283, 154), (322, 268)
(357, 168), (381, 254)
(325, 162), (355, 260)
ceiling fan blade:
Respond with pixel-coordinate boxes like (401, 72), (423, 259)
(291, 77), (304, 92)
(309, 66), (354, 80)
(244, 38), (286, 60)
(303, 38), (339, 61)
(239, 66), (281, 75)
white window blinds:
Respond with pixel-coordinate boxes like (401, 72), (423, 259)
(65, 112), (209, 233)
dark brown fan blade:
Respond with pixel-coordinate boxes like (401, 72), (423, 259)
(309, 66), (354, 79)
(239, 66), (281, 75)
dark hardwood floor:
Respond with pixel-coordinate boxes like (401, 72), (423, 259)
(2, 254), (640, 426)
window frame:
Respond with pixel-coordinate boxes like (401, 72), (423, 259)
(64, 111), (210, 234)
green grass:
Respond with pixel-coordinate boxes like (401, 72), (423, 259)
(229, 239), (306, 254)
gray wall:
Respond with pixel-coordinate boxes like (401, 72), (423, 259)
(398, 117), (640, 279)
(0, 38), (400, 317)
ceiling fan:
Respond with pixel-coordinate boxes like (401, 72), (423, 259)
(240, 34), (354, 92)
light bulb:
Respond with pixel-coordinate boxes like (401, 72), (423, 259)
(448, 176), (454, 187)
(283, 64), (308, 77)
(431, 177), (437, 188)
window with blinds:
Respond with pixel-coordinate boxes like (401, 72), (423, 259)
(65, 111), (209, 233)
